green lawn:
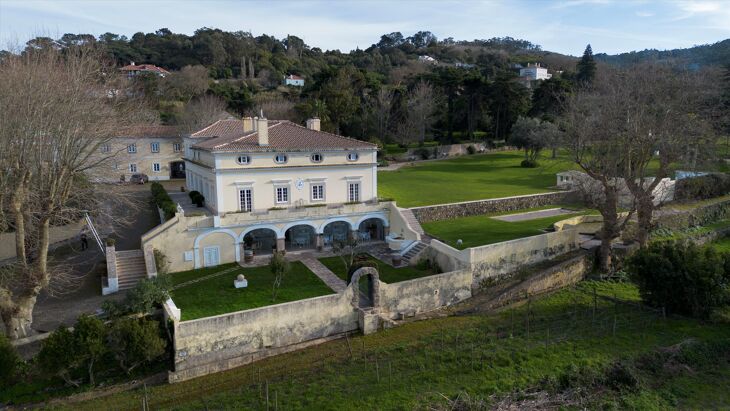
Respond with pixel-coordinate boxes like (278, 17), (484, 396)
(318, 256), (436, 283)
(62, 281), (730, 410)
(168, 262), (334, 321)
(422, 207), (594, 249)
(378, 150), (575, 207)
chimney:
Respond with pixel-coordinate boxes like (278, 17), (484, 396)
(257, 116), (268, 146)
(252, 116), (258, 131)
(130, 61), (135, 66)
(242, 116), (254, 132)
(306, 117), (321, 131)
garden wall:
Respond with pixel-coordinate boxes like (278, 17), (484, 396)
(169, 290), (359, 382)
(655, 197), (730, 230)
(410, 191), (578, 223)
(379, 269), (473, 319)
(0, 218), (86, 261)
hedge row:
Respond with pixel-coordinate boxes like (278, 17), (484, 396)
(675, 173), (730, 201)
(188, 190), (205, 207)
(151, 182), (176, 220)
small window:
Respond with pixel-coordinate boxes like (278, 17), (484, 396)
(127, 143), (137, 153)
(100, 143), (111, 153)
(150, 142), (160, 153)
(311, 153), (323, 163)
(274, 154), (288, 164)
(275, 186), (289, 203)
(236, 155), (250, 165)
(129, 163), (137, 173)
(173, 143), (181, 152)
(311, 184), (324, 201)
(152, 163), (161, 172)
(347, 152), (359, 161)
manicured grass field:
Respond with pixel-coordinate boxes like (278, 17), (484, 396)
(63, 281), (730, 410)
(422, 207), (594, 249)
(378, 150), (575, 207)
(318, 256), (435, 283)
(168, 262), (334, 321)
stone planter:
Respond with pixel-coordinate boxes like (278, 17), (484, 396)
(392, 255), (403, 266)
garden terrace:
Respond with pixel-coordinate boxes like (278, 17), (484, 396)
(377, 150), (576, 207)
(318, 256), (437, 283)
(422, 206), (594, 250)
(168, 262), (334, 320)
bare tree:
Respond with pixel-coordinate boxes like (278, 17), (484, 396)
(369, 87), (395, 141)
(252, 91), (297, 121)
(162, 65), (209, 102)
(0, 46), (139, 338)
(178, 95), (230, 134)
(398, 80), (437, 144)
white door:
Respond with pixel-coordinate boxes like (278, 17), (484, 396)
(203, 246), (220, 267)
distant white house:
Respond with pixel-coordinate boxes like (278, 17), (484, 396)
(119, 62), (170, 78)
(284, 74), (305, 87)
(418, 55), (437, 64)
(519, 63), (552, 81)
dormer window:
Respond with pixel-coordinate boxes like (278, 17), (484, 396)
(347, 152), (359, 161)
(236, 155), (250, 165)
(274, 154), (288, 164)
(311, 153), (323, 163)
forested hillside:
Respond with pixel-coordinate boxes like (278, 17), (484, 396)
(5, 29), (727, 145)
(595, 39), (730, 67)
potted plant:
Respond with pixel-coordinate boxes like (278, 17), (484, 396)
(392, 254), (403, 266)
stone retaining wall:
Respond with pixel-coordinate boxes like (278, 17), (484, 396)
(410, 191), (578, 223)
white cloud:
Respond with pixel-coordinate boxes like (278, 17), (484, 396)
(635, 11), (654, 17)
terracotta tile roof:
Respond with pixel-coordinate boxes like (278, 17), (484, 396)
(119, 64), (170, 75)
(286, 74), (304, 80)
(116, 125), (180, 139)
(190, 120), (376, 152)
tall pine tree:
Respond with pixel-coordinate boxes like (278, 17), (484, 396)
(575, 44), (597, 87)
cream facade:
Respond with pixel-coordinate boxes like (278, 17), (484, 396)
(91, 125), (185, 182)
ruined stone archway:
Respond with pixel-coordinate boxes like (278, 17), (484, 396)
(349, 267), (380, 309)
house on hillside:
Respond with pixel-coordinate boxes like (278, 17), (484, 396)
(91, 125), (185, 182)
(519, 63), (552, 81)
(120, 62), (170, 78)
(418, 55), (438, 64)
(284, 74), (305, 86)
(135, 116), (401, 271)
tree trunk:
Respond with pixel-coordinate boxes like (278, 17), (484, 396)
(597, 187), (620, 273)
(1, 294), (36, 339)
(635, 196), (654, 247)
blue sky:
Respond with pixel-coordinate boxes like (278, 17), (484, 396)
(1, 0), (728, 55)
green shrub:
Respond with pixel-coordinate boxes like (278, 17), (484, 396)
(153, 249), (170, 274)
(466, 145), (476, 155)
(520, 159), (538, 168)
(151, 182), (176, 218)
(627, 241), (730, 318)
(37, 326), (83, 386)
(412, 147), (431, 160)
(107, 318), (166, 374)
(188, 190), (200, 200)
(675, 173), (730, 201)
(73, 315), (107, 385)
(125, 277), (170, 314)
(0, 334), (20, 386)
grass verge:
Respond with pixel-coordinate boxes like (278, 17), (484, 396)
(318, 256), (436, 283)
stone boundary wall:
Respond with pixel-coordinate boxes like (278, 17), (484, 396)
(428, 229), (580, 288)
(379, 269), (473, 318)
(0, 218), (85, 261)
(655, 197), (730, 231)
(410, 191), (578, 223)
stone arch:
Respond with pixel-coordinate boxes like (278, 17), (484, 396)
(355, 213), (389, 229)
(317, 217), (353, 234)
(193, 228), (239, 268)
(349, 267), (380, 309)
(281, 220), (318, 237)
(238, 224), (283, 242)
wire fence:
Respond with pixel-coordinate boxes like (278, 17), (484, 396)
(143, 285), (666, 410)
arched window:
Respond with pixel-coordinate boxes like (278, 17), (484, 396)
(311, 153), (323, 163)
(347, 152), (359, 161)
(236, 155), (250, 165)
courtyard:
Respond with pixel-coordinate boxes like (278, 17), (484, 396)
(422, 205), (595, 249)
(377, 150), (575, 207)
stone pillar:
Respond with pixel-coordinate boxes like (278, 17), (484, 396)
(350, 229), (359, 242)
(102, 244), (119, 295)
(383, 226), (390, 238)
(276, 237), (286, 252)
(316, 234), (324, 249)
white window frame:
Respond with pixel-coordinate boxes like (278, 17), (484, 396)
(348, 182), (360, 202)
(347, 152), (359, 161)
(236, 155), (250, 165)
(274, 153), (288, 164)
(311, 153), (323, 163)
(275, 186), (289, 204)
(239, 188), (253, 212)
(150, 142), (160, 153)
(127, 143), (137, 153)
(173, 143), (181, 152)
(311, 183), (325, 201)
(152, 163), (161, 173)
(100, 143), (111, 153)
(129, 163), (137, 173)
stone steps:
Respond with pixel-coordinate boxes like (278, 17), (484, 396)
(401, 241), (428, 265)
(400, 208), (425, 236)
(115, 250), (147, 290)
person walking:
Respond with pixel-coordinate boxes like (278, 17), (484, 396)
(80, 231), (89, 251)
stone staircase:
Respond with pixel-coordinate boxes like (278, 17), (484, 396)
(400, 208), (426, 237)
(401, 241), (428, 265)
(115, 249), (147, 290)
